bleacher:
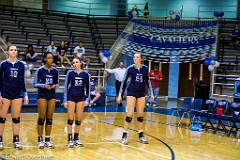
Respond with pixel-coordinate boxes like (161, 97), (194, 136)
(0, 5), (129, 106)
(89, 16), (129, 49)
(0, 5), (129, 84)
(214, 20), (240, 97)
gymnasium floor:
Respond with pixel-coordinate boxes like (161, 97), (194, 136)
(0, 105), (239, 160)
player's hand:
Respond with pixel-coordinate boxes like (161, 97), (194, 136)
(44, 84), (52, 90)
(64, 102), (68, 108)
(24, 96), (29, 105)
(51, 85), (56, 89)
(117, 95), (122, 104)
(150, 94), (154, 104)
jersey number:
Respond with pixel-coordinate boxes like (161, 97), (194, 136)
(75, 80), (83, 86)
(10, 70), (18, 78)
(136, 75), (143, 83)
(46, 78), (53, 85)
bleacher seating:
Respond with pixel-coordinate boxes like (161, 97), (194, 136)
(0, 5), (129, 91)
(0, 5), (130, 107)
(214, 20), (240, 97)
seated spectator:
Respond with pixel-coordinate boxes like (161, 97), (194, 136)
(74, 41), (85, 58)
(131, 4), (139, 17)
(57, 41), (71, 67)
(25, 44), (37, 62)
(231, 26), (240, 48)
(46, 41), (58, 65)
(143, 2), (149, 18)
(89, 75), (101, 107)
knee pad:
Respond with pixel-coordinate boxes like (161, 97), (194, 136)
(125, 116), (133, 123)
(46, 119), (53, 125)
(12, 117), (20, 124)
(67, 119), (74, 125)
(0, 117), (6, 124)
(137, 117), (144, 122)
(38, 118), (45, 125)
(75, 120), (81, 126)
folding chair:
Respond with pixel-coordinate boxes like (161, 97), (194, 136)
(228, 102), (240, 136)
(192, 99), (203, 111)
(202, 99), (217, 130)
(190, 98), (203, 118)
(189, 99), (203, 131)
(171, 97), (192, 127)
(214, 100), (230, 134)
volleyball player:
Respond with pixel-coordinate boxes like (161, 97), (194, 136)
(33, 52), (59, 149)
(0, 45), (29, 150)
(117, 52), (154, 145)
(63, 57), (90, 147)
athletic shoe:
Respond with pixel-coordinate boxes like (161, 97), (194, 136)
(120, 136), (128, 145)
(139, 136), (149, 144)
(74, 140), (83, 147)
(67, 140), (74, 148)
(89, 101), (93, 107)
(0, 142), (4, 150)
(37, 141), (45, 149)
(45, 141), (54, 149)
(13, 141), (23, 150)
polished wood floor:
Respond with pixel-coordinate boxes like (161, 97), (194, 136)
(0, 112), (239, 160)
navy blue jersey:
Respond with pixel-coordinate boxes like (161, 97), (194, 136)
(63, 70), (90, 102)
(90, 78), (96, 93)
(0, 59), (27, 97)
(33, 65), (59, 95)
(119, 64), (153, 95)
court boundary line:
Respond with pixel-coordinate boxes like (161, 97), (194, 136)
(100, 120), (175, 160)
(117, 142), (171, 160)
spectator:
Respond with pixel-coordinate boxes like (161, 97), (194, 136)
(46, 41), (58, 65)
(231, 26), (240, 48)
(74, 41), (85, 58)
(147, 65), (163, 107)
(143, 2), (149, 18)
(131, 4), (139, 17)
(25, 44), (37, 62)
(57, 41), (71, 67)
(105, 62), (126, 106)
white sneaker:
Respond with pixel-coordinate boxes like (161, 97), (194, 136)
(152, 103), (157, 107)
(37, 141), (45, 149)
(13, 141), (23, 150)
(74, 140), (83, 147)
(146, 103), (150, 107)
(120, 136), (128, 145)
(89, 101), (93, 107)
(45, 141), (54, 149)
(67, 140), (74, 148)
(139, 136), (149, 144)
(0, 142), (4, 150)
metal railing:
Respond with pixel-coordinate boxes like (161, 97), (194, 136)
(0, 37), (8, 60)
(107, 20), (133, 69)
(28, 67), (106, 92)
(11, 0), (183, 17)
(198, 5), (237, 19)
(1, 1), (238, 19)
(212, 74), (240, 98)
